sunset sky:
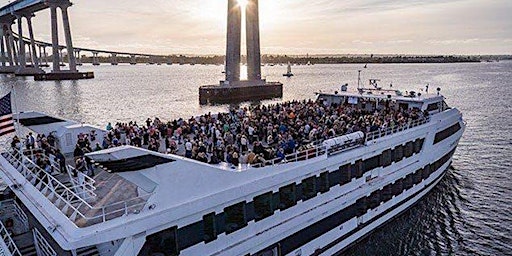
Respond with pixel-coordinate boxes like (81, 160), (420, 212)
(2, 0), (511, 55)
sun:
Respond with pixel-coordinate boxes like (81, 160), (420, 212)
(237, 0), (249, 8)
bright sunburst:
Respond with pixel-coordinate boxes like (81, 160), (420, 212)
(237, 0), (249, 8)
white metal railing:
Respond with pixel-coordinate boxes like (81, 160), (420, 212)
(0, 219), (22, 256)
(66, 165), (96, 200)
(365, 117), (430, 143)
(1, 200), (29, 232)
(253, 144), (327, 167)
(33, 228), (57, 256)
(1, 145), (152, 226)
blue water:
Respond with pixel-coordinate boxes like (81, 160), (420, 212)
(1, 61), (511, 255)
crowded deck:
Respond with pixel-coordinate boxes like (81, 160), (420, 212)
(101, 95), (429, 166)
(0, 89), (438, 229)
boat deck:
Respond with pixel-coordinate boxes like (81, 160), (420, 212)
(0, 147), (149, 227)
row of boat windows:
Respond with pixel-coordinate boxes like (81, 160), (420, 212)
(434, 122), (461, 144)
(256, 147), (457, 256)
(138, 137), (425, 255)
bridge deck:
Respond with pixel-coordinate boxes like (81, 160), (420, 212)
(0, 0), (47, 20)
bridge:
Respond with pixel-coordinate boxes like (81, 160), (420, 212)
(0, 0), (192, 81)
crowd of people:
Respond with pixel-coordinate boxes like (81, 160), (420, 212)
(7, 98), (427, 176)
(103, 98), (427, 166)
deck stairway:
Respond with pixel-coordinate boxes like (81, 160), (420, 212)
(1, 146), (152, 227)
(18, 244), (37, 256)
(1, 150), (97, 223)
(76, 246), (100, 256)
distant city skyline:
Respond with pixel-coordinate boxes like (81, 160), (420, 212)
(2, 0), (511, 55)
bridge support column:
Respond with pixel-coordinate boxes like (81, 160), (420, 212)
(26, 15), (41, 70)
(50, 5), (60, 72)
(16, 15), (27, 71)
(0, 25), (7, 67)
(111, 53), (118, 65)
(43, 46), (48, 66)
(4, 24), (16, 68)
(75, 49), (81, 65)
(59, 48), (64, 66)
(8, 29), (18, 66)
(60, 4), (77, 71)
(225, 0), (242, 82)
(92, 52), (99, 65)
(246, 0), (262, 81)
(130, 55), (136, 65)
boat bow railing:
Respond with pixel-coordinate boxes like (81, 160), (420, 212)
(365, 117), (430, 143)
(0, 144), (153, 226)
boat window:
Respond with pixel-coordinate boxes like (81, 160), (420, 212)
(404, 174), (414, 190)
(369, 190), (382, 209)
(427, 102), (440, 112)
(340, 164), (351, 184)
(404, 141), (414, 158)
(434, 122), (461, 144)
(319, 172), (330, 193)
(140, 226), (179, 256)
(414, 138), (424, 154)
(382, 185), (393, 202)
(351, 160), (363, 178)
(329, 168), (341, 187)
(301, 177), (317, 201)
(413, 170), (423, 184)
(254, 192), (274, 221)
(363, 155), (380, 173)
(422, 165), (430, 180)
(224, 202), (247, 234)
(356, 197), (368, 216)
(380, 149), (392, 167)
(203, 213), (217, 243)
(393, 145), (404, 163)
(430, 162), (437, 174)
(279, 184), (297, 210)
(255, 244), (281, 256)
(392, 179), (404, 195)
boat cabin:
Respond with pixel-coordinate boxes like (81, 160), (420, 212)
(14, 111), (107, 155)
(316, 87), (448, 115)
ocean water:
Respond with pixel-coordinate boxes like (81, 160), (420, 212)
(1, 61), (511, 255)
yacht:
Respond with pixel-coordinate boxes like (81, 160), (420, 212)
(0, 85), (464, 256)
(283, 62), (294, 77)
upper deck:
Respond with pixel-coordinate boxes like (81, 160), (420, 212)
(0, 88), (452, 249)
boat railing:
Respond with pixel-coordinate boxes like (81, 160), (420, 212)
(1, 199), (30, 232)
(1, 145), (153, 226)
(0, 218), (22, 256)
(33, 228), (57, 256)
(252, 144), (327, 168)
(365, 117), (430, 143)
(66, 165), (97, 198)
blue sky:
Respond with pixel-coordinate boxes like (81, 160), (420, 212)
(3, 0), (511, 55)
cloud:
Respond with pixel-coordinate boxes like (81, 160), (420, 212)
(1, 0), (510, 54)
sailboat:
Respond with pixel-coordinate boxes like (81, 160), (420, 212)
(283, 62), (294, 77)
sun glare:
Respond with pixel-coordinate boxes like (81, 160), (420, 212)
(237, 0), (249, 8)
